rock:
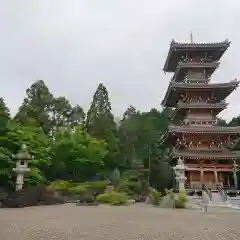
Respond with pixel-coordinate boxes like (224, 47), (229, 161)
(126, 199), (135, 205)
(135, 195), (146, 203)
(0, 185), (65, 208)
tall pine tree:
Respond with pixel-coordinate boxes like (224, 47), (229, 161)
(14, 80), (53, 134)
(85, 83), (118, 169)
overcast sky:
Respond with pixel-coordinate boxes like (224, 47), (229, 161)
(0, 0), (239, 121)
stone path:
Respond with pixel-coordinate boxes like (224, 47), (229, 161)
(0, 204), (240, 239)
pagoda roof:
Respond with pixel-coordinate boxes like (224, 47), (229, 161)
(172, 62), (219, 82)
(163, 39), (230, 72)
(162, 80), (239, 107)
(173, 149), (240, 160)
(171, 102), (228, 120)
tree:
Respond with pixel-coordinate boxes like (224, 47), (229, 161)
(49, 96), (72, 136)
(118, 107), (172, 189)
(85, 83), (119, 169)
(0, 97), (10, 133)
(228, 115), (240, 127)
(216, 117), (228, 126)
(14, 80), (53, 134)
(69, 105), (85, 127)
(49, 126), (108, 181)
(0, 98), (10, 120)
(122, 105), (138, 121)
(0, 120), (51, 190)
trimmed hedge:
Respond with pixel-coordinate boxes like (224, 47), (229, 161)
(48, 180), (108, 195)
(96, 191), (128, 205)
(47, 180), (70, 192)
(67, 186), (87, 196)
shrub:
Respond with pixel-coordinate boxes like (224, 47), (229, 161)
(87, 181), (109, 193)
(165, 189), (175, 200)
(174, 191), (187, 209)
(47, 180), (71, 192)
(116, 181), (143, 196)
(149, 188), (162, 206)
(68, 186), (87, 197)
(96, 191), (128, 205)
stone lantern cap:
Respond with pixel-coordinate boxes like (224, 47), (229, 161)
(12, 144), (32, 161)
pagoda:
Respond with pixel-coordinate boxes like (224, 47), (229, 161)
(161, 38), (240, 190)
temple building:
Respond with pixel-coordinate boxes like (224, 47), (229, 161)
(161, 38), (240, 190)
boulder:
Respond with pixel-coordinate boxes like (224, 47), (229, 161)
(0, 185), (65, 208)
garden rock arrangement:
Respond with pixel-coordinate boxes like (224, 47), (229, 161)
(0, 185), (65, 208)
(76, 189), (99, 206)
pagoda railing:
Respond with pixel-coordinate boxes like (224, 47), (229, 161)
(168, 125), (240, 134)
(171, 80), (240, 88)
(176, 101), (228, 109)
(177, 60), (219, 67)
(185, 163), (233, 170)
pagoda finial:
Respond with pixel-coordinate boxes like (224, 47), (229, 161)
(190, 31), (193, 43)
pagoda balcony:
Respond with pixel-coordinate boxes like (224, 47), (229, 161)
(172, 149), (240, 160)
(171, 101), (228, 120)
(168, 125), (240, 134)
(185, 163), (233, 171)
(160, 125), (240, 144)
(163, 39), (230, 72)
(161, 80), (239, 107)
(172, 61), (219, 82)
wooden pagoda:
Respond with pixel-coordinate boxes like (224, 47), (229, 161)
(161, 38), (240, 190)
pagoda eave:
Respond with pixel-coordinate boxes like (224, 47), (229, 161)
(163, 39), (230, 72)
(161, 80), (239, 107)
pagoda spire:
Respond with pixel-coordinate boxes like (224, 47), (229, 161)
(190, 31), (193, 43)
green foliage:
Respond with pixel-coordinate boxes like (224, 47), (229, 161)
(68, 185), (87, 196)
(85, 83), (119, 169)
(174, 191), (187, 209)
(85, 180), (109, 192)
(49, 127), (108, 181)
(1, 79), (239, 197)
(96, 190), (128, 205)
(117, 181), (143, 196)
(148, 187), (162, 206)
(14, 80), (53, 134)
(165, 189), (175, 200)
(48, 180), (71, 192)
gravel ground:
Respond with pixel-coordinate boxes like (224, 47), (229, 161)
(0, 203), (240, 240)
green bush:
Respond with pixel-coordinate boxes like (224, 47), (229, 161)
(68, 186), (87, 196)
(116, 181), (143, 196)
(48, 180), (71, 192)
(87, 181), (109, 192)
(174, 191), (187, 209)
(149, 187), (162, 206)
(165, 189), (175, 199)
(96, 191), (128, 205)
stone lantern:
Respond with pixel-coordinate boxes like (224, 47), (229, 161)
(233, 160), (239, 190)
(173, 157), (188, 191)
(13, 144), (32, 191)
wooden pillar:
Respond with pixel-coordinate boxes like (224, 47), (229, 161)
(214, 171), (218, 189)
(200, 169), (204, 188)
(189, 171), (192, 187)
